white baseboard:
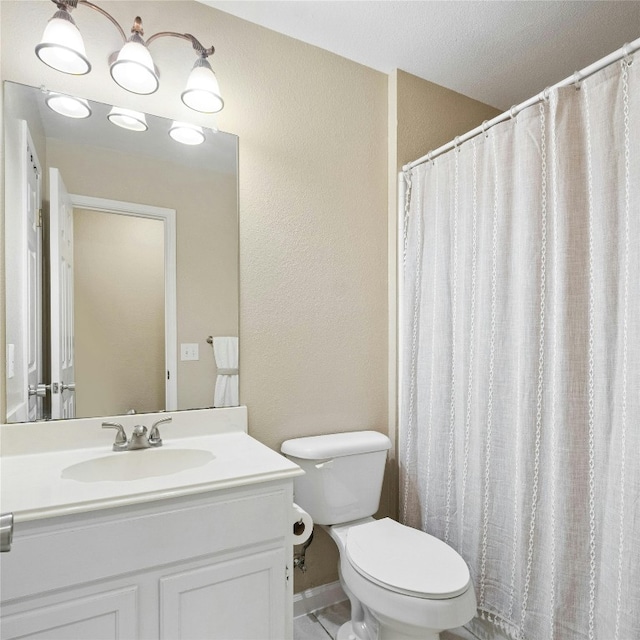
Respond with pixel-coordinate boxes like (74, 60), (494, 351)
(293, 580), (347, 618)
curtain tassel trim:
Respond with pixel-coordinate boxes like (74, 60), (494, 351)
(478, 608), (521, 639)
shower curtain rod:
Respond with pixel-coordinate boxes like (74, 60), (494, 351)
(403, 37), (640, 172)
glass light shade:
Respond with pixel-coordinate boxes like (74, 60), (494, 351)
(110, 36), (159, 95)
(35, 10), (91, 75)
(45, 93), (92, 119)
(107, 107), (148, 132)
(169, 122), (205, 146)
(181, 59), (224, 113)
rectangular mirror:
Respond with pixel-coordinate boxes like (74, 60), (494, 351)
(4, 81), (239, 423)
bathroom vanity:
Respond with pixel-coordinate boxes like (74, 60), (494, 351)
(0, 407), (303, 640)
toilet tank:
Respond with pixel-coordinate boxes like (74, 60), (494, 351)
(281, 431), (391, 525)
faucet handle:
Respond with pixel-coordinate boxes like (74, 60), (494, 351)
(132, 424), (148, 437)
(102, 422), (128, 450)
(149, 416), (171, 446)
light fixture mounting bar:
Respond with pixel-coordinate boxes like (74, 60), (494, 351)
(146, 32), (215, 58)
(49, 0), (127, 42)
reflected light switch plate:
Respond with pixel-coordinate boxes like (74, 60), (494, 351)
(181, 343), (199, 361)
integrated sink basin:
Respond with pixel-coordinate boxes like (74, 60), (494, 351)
(61, 448), (215, 483)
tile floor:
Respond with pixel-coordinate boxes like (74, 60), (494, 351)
(293, 600), (475, 640)
(293, 600), (351, 639)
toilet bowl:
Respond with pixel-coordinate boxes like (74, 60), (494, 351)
(328, 518), (476, 640)
(281, 431), (477, 640)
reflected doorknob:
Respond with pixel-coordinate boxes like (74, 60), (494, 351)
(61, 382), (76, 392)
(28, 383), (51, 397)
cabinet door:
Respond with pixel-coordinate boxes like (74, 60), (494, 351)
(160, 548), (286, 640)
(0, 587), (137, 640)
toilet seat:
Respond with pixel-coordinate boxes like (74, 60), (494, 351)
(345, 518), (471, 600)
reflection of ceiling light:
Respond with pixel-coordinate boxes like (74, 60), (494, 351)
(107, 106), (148, 132)
(182, 58), (224, 113)
(35, 7), (91, 75)
(169, 122), (205, 146)
(45, 93), (92, 119)
(35, 2), (224, 114)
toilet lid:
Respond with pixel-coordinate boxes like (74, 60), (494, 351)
(345, 518), (471, 599)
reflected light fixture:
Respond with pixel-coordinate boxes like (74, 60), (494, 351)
(45, 92), (92, 119)
(35, 0), (224, 113)
(107, 106), (148, 132)
(169, 121), (205, 146)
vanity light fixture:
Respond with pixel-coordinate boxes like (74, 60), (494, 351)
(182, 58), (223, 113)
(109, 17), (159, 95)
(45, 92), (92, 119)
(107, 106), (148, 132)
(36, 0), (224, 113)
(35, 4), (91, 75)
(169, 121), (205, 146)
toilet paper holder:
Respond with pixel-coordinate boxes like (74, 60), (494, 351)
(291, 503), (314, 572)
(293, 519), (307, 538)
(293, 530), (314, 572)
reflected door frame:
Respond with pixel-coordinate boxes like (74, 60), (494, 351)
(69, 195), (178, 411)
(5, 121), (44, 422)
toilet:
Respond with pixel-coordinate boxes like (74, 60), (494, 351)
(281, 431), (476, 640)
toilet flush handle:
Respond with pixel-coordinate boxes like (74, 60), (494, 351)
(314, 459), (334, 470)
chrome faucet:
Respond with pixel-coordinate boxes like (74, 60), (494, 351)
(102, 417), (172, 452)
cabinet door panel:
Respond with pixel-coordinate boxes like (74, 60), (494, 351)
(0, 587), (137, 640)
(160, 549), (285, 640)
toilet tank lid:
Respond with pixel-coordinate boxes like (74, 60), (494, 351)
(281, 431), (391, 459)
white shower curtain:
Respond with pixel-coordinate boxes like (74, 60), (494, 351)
(399, 58), (639, 640)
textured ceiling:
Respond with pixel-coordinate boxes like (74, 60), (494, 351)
(200, 1), (640, 110)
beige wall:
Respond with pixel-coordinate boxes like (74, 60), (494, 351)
(1, 2), (500, 592)
(392, 69), (501, 171)
(74, 210), (165, 417)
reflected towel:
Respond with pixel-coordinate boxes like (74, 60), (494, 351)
(213, 337), (239, 407)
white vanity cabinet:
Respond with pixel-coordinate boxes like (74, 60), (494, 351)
(0, 480), (294, 640)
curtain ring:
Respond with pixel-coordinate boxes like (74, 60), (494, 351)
(454, 135), (461, 152)
(622, 42), (634, 66)
(427, 151), (434, 165)
(509, 105), (518, 121)
(542, 87), (551, 102)
(573, 71), (581, 90)
(482, 120), (489, 138)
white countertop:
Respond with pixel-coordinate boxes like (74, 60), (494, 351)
(1, 409), (303, 522)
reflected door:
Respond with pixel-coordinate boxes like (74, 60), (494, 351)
(24, 137), (42, 421)
(49, 168), (76, 419)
